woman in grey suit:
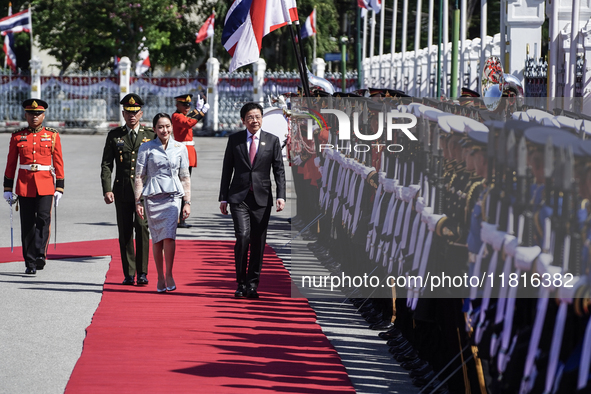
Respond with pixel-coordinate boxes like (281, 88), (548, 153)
(134, 113), (191, 293)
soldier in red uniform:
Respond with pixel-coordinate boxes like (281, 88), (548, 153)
(171, 93), (209, 227)
(3, 99), (65, 274)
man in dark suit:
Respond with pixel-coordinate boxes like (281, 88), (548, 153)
(101, 93), (155, 285)
(219, 102), (286, 299)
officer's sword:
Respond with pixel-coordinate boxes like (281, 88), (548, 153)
(9, 196), (15, 252)
(54, 197), (57, 249)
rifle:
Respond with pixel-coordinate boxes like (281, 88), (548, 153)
(431, 121), (444, 215)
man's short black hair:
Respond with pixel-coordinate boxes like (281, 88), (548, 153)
(240, 102), (263, 120)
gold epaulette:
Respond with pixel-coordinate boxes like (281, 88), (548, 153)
(45, 127), (59, 133)
(466, 180), (484, 206)
(13, 127), (28, 133)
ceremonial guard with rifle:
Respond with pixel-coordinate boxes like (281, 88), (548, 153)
(286, 64), (591, 392)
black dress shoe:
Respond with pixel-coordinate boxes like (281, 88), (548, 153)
(246, 287), (259, 299)
(137, 274), (149, 285)
(235, 285), (246, 298)
(387, 336), (409, 347)
(379, 327), (402, 340)
(177, 222), (191, 228)
(35, 257), (46, 270)
(389, 342), (413, 354)
(25, 266), (37, 275)
(409, 363), (433, 378)
(122, 276), (135, 285)
(394, 348), (419, 362)
(401, 358), (428, 370)
(370, 321), (395, 331)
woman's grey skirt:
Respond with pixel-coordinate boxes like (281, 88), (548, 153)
(145, 193), (182, 243)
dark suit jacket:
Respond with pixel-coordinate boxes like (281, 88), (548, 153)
(219, 130), (286, 207)
(100, 125), (155, 202)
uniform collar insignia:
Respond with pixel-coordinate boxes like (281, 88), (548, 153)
(142, 137), (149, 143)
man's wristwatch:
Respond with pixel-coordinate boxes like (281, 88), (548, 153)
(135, 200), (142, 205)
(184, 201), (191, 205)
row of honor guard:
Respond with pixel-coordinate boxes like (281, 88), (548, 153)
(286, 86), (591, 393)
(100, 93), (208, 285)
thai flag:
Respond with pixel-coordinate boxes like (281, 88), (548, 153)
(0, 9), (32, 34)
(222, 0), (299, 72)
(2, 3), (17, 72)
(368, 0), (381, 13)
(3, 33), (16, 71)
(358, 0), (381, 14)
(300, 9), (315, 40)
(196, 13), (215, 44)
(135, 38), (150, 76)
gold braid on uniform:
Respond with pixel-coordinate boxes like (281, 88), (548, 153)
(465, 180), (484, 225)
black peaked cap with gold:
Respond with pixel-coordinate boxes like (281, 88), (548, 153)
(174, 94), (193, 103)
(23, 99), (49, 113)
(120, 93), (144, 112)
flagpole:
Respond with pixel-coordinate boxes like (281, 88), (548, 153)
(28, 6), (33, 62)
(313, 7), (316, 61)
(281, 0), (310, 96)
(288, 24), (310, 97)
(4, 2), (10, 70)
(209, 10), (215, 59)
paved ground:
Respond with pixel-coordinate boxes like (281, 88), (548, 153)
(0, 134), (417, 394)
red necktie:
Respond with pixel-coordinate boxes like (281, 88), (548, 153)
(249, 134), (257, 164)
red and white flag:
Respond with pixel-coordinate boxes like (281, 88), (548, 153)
(0, 8), (32, 34)
(3, 3), (16, 72)
(300, 9), (315, 40)
(222, 0), (299, 72)
(135, 38), (150, 76)
(196, 13), (215, 44)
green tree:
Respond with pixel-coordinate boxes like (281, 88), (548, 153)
(29, 0), (207, 73)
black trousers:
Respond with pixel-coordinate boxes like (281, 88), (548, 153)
(19, 194), (53, 268)
(230, 192), (272, 289)
(115, 199), (150, 278)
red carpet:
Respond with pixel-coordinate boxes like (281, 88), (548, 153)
(1, 240), (355, 393)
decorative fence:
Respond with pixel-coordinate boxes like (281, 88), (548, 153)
(0, 68), (357, 131)
(362, 36), (498, 97)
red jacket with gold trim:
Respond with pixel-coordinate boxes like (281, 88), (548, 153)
(3, 126), (65, 197)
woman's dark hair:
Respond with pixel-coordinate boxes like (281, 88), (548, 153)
(240, 102), (263, 120)
(153, 112), (172, 127)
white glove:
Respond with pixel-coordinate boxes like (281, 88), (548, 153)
(54, 191), (63, 207)
(292, 155), (302, 166)
(4, 191), (14, 204)
(201, 103), (210, 114)
(195, 95), (205, 111)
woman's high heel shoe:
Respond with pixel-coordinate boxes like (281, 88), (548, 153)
(157, 287), (167, 293)
(166, 285), (176, 291)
